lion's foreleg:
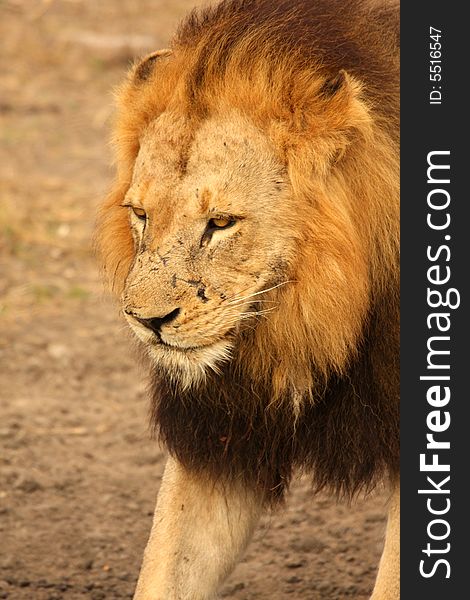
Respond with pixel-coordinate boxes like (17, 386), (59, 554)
(370, 480), (400, 600)
(133, 456), (264, 600)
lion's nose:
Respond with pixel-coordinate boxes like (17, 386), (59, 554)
(131, 308), (181, 335)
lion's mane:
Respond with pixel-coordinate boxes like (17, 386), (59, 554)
(97, 0), (399, 502)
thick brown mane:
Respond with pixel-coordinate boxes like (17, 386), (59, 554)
(97, 0), (400, 503)
(176, 0), (399, 130)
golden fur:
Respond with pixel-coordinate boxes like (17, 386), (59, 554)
(96, 0), (399, 404)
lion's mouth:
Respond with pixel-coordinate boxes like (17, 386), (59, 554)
(158, 330), (237, 354)
(156, 337), (212, 353)
(138, 323), (232, 355)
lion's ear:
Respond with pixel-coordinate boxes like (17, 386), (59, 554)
(133, 49), (172, 83)
(283, 70), (373, 177)
(318, 69), (348, 99)
(315, 70), (370, 131)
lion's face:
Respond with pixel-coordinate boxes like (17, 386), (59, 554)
(122, 111), (294, 384)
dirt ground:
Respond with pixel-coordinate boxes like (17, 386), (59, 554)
(0, 1), (389, 598)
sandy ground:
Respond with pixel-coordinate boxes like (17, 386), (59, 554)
(0, 1), (388, 598)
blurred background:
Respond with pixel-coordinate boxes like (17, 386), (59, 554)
(0, 1), (387, 598)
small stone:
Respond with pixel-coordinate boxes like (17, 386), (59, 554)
(16, 478), (42, 493)
(286, 560), (304, 569)
(57, 224), (70, 238)
(285, 576), (303, 584)
(47, 343), (69, 360)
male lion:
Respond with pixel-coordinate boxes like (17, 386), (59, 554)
(96, 0), (399, 598)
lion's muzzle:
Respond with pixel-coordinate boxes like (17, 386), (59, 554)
(128, 308), (181, 336)
(128, 308), (181, 338)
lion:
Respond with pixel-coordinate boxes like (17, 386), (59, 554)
(96, 0), (400, 598)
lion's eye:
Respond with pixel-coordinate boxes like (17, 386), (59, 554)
(201, 215), (238, 247)
(208, 216), (235, 230)
(131, 206), (146, 220)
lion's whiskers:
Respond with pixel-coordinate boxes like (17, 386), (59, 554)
(227, 280), (294, 306)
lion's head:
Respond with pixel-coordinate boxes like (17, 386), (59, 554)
(97, 0), (399, 407)
(117, 110), (297, 387)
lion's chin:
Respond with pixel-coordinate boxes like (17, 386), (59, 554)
(145, 338), (233, 389)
